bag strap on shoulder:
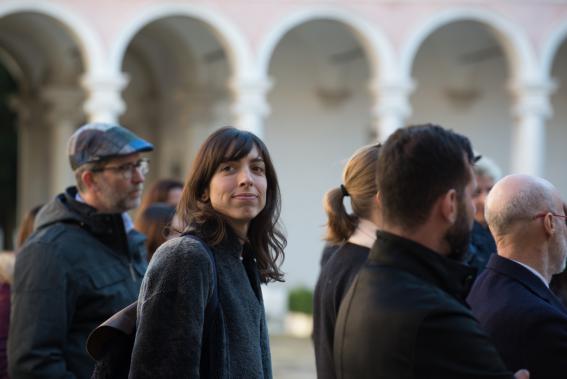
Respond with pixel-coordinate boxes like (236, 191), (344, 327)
(181, 233), (219, 315)
(181, 233), (223, 378)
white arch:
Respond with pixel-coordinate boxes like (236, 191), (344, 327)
(400, 8), (537, 82)
(110, 3), (252, 80)
(541, 20), (567, 79)
(257, 6), (396, 81)
(0, 1), (104, 75)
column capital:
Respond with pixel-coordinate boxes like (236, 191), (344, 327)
(368, 77), (416, 141)
(371, 79), (414, 114)
(8, 94), (36, 128)
(41, 86), (85, 127)
(81, 71), (129, 124)
(508, 78), (557, 121)
(230, 76), (273, 115)
(229, 75), (273, 137)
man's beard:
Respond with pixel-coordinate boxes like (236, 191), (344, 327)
(445, 198), (472, 262)
(99, 183), (143, 213)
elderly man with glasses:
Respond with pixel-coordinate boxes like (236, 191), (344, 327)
(467, 174), (567, 379)
(9, 123), (153, 379)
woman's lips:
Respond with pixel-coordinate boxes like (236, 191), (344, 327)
(233, 193), (257, 200)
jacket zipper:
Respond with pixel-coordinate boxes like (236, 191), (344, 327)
(129, 261), (136, 281)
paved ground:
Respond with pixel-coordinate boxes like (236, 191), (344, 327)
(271, 335), (316, 379)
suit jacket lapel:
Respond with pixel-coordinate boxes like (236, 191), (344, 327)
(486, 254), (567, 316)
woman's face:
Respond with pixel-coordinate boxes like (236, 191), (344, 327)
(166, 187), (183, 206)
(473, 174), (495, 225)
(206, 145), (267, 236)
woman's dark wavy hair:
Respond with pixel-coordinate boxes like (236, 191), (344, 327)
(177, 127), (286, 283)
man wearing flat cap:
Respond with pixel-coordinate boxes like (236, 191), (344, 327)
(8, 123), (153, 379)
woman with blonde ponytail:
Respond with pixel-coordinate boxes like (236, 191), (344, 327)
(313, 143), (381, 379)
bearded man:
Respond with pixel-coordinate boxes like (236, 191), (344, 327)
(9, 123), (153, 379)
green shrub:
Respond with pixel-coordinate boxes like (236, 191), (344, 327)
(288, 286), (313, 315)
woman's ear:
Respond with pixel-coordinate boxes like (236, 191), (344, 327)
(374, 191), (382, 208)
(440, 189), (458, 224)
(201, 189), (209, 202)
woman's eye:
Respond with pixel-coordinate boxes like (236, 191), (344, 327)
(252, 165), (265, 174)
(220, 164), (235, 173)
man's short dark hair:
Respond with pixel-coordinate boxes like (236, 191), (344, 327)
(377, 124), (475, 230)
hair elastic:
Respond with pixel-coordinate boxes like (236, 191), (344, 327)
(340, 184), (350, 197)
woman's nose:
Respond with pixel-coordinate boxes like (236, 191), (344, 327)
(238, 167), (254, 186)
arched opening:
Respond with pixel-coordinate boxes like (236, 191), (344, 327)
(265, 19), (373, 286)
(120, 16), (232, 184)
(0, 62), (17, 250)
(408, 21), (513, 174)
(0, 12), (86, 249)
(547, 40), (567, 197)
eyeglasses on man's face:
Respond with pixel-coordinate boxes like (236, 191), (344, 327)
(91, 158), (150, 180)
(533, 212), (567, 226)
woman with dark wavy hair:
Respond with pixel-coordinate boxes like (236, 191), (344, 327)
(129, 127), (286, 378)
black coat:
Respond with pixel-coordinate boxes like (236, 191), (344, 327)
(129, 232), (272, 378)
(467, 254), (567, 379)
(334, 231), (514, 379)
(8, 187), (147, 379)
(313, 242), (369, 379)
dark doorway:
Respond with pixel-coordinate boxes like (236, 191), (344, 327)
(0, 63), (18, 250)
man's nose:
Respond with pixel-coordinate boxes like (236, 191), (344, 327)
(132, 166), (145, 183)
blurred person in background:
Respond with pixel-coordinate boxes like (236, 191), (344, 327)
(134, 202), (176, 261)
(0, 251), (12, 379)
(313, 143), (381, 379)
(0, 204), (43, 379)
(15, 204), (43, 249)
(466, 155), (501, 271)
(138, 179), (182, 208)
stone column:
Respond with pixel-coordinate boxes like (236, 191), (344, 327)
(157, 88), (215, 179)
(369, 78), (415, 142)
(42, 87), (86, 197)
(509, 79), (556, 176)
(82, 72), (129, 124)
(230, 76), (273, 139)
(10, 93), (47, 221)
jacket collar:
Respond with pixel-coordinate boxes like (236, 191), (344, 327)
(33, 187), (145, 259)
(486, 254), (567, 314)
(369, 231), (477, 302)
(61, 187), (126, 235)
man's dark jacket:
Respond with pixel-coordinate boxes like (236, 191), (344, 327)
(467, 254), (567, 379)
(8, 187), (147, 379)
(334, 231), (513, 379)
